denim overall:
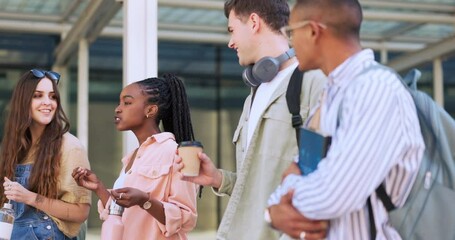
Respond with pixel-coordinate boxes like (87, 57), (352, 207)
(11, 164), (75, 240)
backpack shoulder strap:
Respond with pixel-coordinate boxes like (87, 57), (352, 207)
(286, 68), (304, 144)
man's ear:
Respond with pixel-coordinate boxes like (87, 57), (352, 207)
(249, 13), (261, 33)
(309, 21), (324, 38)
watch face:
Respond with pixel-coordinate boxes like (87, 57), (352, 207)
(143, 201), (152, 210)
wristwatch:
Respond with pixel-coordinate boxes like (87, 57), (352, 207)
(142, 200), (152, 210)
(142, 193), (153, 210)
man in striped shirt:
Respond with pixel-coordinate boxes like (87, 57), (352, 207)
(267, 0), (425, 239)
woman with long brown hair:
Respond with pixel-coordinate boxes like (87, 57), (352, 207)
(0, 69), (91, 239)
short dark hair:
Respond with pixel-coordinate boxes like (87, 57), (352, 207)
(224, 0), (290, 33)
(294, 0), (362, 39)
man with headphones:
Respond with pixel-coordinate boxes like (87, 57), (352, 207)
(177, 0), (328, 239)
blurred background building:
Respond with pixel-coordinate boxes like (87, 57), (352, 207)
(0, 0), (455, 235)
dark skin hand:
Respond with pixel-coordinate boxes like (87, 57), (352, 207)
(111, 187), (166, 225)
(110, 187), (149, 208)
(268, 162), (329, 239)
(72, 167), (110, 207)
(282, 162), (302, 181)
(72, 167), (166, 225)
(269, 190), (329, 240)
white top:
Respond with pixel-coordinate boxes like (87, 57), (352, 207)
(269, 49), (424, 239)
(246, 62), (299, 150)
(110, 169), (127, 211)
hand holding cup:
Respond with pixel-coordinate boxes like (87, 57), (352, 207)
(178, 141), (203, 177)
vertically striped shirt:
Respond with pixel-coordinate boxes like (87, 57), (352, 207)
(268, 49), (424, 239)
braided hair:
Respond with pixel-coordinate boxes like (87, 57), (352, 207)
(135, 73), (195, 143)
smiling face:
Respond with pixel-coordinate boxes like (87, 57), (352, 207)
(114, 83), (150, 132)
(30, 77), (57, 129)
(227, 10), (257, 66)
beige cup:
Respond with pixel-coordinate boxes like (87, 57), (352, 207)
(178, 141), (203, 177)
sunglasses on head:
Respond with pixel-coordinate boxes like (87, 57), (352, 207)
(30, 69), (61, 84)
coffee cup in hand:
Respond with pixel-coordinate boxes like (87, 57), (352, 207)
(178, 141), (203, 176)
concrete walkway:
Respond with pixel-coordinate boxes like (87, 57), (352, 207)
(86, 228), (216, 240)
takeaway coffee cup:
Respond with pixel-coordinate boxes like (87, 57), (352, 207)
(178, 141), (203, 177)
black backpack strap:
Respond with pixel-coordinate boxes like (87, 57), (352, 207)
(369, 184), (397, 239)
(367, 197), (377, 240)
(376, 184), (396, 211)
(286, 68), (304, 144)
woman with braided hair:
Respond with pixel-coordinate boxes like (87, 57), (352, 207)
(72, 73), (198, 240)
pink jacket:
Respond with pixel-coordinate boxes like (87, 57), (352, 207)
(98, 132), (198, 240)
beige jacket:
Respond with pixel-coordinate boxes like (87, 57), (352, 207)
(214, 68), (326, 240)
